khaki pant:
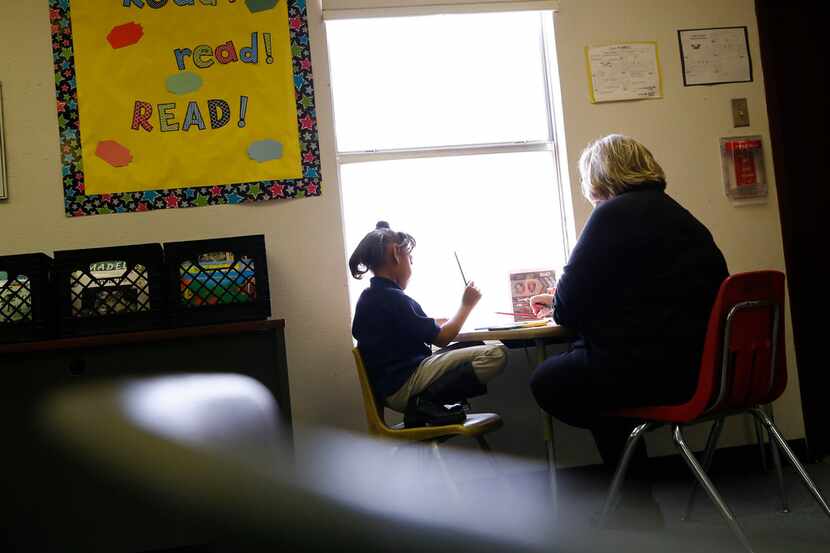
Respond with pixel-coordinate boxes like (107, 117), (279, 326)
(386, 344), (507, 412)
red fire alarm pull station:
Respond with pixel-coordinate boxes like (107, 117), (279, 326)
(720, 136), (767, 201)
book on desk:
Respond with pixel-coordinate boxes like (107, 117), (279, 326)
(474, 320), (550, 331)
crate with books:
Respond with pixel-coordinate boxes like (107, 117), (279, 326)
(54, 244), (165, 336)
(164, 235), (270, 327)
(0, 253), (56, 343)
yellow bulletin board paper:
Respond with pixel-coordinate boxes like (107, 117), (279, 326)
(51, 0), (321, 216)
(585, 41), (663, 103)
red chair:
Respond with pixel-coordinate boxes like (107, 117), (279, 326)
(598, 271), (829, 552)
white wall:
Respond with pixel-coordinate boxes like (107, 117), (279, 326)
(0, 1), (364, 465)
(551, 0), (803, 461)
(0, 0), (803, 466)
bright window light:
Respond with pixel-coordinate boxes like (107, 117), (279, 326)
(328, 10), (568, 331)
(326, 12), (551, 151)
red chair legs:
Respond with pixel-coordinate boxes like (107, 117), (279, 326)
(599, 421), (754, 551)
(598, 422), (651, 519)
(672, 425), (755, 551)
(751, 408), (830, 517)
(680, 413), (791, 519)
(600, 412), (830, 553)
(682, 418), (726, 520)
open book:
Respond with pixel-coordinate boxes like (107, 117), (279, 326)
(509, 269), (556, 322)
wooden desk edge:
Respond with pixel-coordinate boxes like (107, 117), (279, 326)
(0, 319), (286, 355)
(455, 323), (574, 343)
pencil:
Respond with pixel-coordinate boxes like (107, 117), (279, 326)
(454, 251), (468, 286)
(495, 311), (537, 318)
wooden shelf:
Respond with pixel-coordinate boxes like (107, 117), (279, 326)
(0, 319), (285, 355)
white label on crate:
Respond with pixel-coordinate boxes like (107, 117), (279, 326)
(89, 260), (128, 279)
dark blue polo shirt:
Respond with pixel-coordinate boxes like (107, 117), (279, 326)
(352, 277), (441, 398)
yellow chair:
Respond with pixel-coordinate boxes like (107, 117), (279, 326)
(351, 347), (503, 447)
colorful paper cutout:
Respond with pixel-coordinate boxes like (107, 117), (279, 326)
(96, 140), (133, 168)
(248, 140), (283, 162)
(246, 0), (278, 14)
(106, 22), (143, 49)
(166, 72), (203, 95)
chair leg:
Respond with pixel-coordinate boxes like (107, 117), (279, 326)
(673, 425), (755, 552)
(541, 411), (558, 519)
(767, 427), (790, 513)
(598, 422), (651, 526)
(682, 417), (725, 521)
(760, 404), (790, 513)
(476, 434), (514, 496)
(475, 434), (499, 475)
(753, 415), (768, 472)
(751, 408), (830, 518)
(430, 441), (461, 499)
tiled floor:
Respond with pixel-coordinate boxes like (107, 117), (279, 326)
(493, 455), (830, 552)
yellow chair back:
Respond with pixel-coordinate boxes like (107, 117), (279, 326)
(351, 347), (388, 436)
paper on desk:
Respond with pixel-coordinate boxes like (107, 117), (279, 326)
(475, 320), (550, 331)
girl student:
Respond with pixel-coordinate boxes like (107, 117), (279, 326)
(350, 221), (507, 427)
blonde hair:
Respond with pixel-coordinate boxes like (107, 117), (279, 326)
(578, 134), (666, 204)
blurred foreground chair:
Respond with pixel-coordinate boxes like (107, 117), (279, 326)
(599, 271), (830, 552)
(37, 372), (752, 553)
(38, 373), (557, 553)
(352, 348), (503, 493)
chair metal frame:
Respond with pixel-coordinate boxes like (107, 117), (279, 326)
(351, 348), (504, 493)
(597, 272), (830, 553)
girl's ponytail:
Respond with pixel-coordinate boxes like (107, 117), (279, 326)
(349, 221), (415, 279)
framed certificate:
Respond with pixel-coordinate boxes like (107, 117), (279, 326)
(678, 26), (753, 86)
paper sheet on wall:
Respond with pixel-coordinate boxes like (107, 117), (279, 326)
(585, 42), (662, 103)
(678, 27), (752, 86)
(0, 83), (7, 201)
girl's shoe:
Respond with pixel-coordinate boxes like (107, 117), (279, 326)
(404, 396), (466, 428)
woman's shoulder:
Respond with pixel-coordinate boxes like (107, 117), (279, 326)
(585, 191), (640, 226)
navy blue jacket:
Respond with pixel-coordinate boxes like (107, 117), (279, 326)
(352, 277), (441, 398)
(553, 183), (728, 390)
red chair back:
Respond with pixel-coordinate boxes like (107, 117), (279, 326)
(610, 271), (787, 423)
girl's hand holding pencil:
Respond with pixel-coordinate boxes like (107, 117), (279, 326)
(462, 281), (481, 308)
(453, 253), (481, 309)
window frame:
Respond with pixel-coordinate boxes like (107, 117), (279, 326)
(326, 6), (573, 283)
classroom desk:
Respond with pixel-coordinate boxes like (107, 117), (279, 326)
(456, 322), (576, 515)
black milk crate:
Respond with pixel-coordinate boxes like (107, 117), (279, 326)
(54, 243), (165, 337)
(0, 253), (56, 343)
(163, 235), (270, 327)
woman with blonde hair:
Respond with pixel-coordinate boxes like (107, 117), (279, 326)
(529, 134), (728, 520)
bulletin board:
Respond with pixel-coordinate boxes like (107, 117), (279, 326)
(50, 0), (321, 217)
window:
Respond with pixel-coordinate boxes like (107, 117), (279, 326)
(327, 10), (570, 330)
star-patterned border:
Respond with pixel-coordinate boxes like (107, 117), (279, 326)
(49, 0), (321, 217)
